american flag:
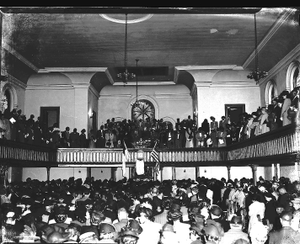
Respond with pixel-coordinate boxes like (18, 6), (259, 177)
(151, 141), (160, 174)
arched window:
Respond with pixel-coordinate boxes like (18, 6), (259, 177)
(4, 89), (11, 112)
(292, 66), (300, 88)
(131, 99), (155, 122)
(286, 61), (300, 91)
(265, 80), (278, 105)
(1, 82), (17, 114)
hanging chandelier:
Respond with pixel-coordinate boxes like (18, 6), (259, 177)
(247, 13), (268, 84)
(117, 13), (135, 85)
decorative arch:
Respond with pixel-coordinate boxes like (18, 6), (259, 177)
(286, 61), (300, 91)
(1, 82), (18, 113)
(264, 80), (278, 106)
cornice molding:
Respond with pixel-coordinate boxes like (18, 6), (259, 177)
(38, 67), (107, 73)
(175, 65), (242, 71)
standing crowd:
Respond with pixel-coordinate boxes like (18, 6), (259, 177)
(1, 175), (300, 243)
(0, 87), (299, 150)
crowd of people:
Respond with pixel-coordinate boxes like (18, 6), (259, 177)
(0, 87), (298, 150)
(1, 175), (300, 243)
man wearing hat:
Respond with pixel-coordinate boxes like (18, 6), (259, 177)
(119, 219), (142, 244)
(219, 215), (249, 244)
(202, 219), (224, 244)
(167, 204), (190, 244)
(277, 184), (292, 211)
(209, 204), (230, 232)
(98, 223), (117, 243)
(268, 210), (300, 244)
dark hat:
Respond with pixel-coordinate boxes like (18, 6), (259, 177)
(190, 222), (204, 235)
(126, 219), (143, 234)
(280, 90), (290, 97)
(275, 201), (285, 209)
(170, 202), (181, 212)
(120, 220), (143, 239)
(120, 229), (139, 238)
(230, 215), (243, 225)
(98, 223), (116, 234)
(167, 209), (183, 220)
(54, 205), (68, 215)
(210, 205), (223, 217)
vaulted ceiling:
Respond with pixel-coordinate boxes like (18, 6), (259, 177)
(1, 6), (300, 86)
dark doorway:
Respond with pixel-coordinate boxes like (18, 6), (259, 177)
(40, 107), (60, 130)
(225, 104), (245, 125)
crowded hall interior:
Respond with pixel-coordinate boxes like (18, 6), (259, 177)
(1, 6), (300, 244)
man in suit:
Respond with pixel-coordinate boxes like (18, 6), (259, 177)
(271, 97), (283, 128)
(175, 118), (185, 148)
(70, 128), (80, 148)
(268, 210), (300, 244)
(96, 125), (106, 148)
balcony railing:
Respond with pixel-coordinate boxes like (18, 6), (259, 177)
(0, 124), (299, 168)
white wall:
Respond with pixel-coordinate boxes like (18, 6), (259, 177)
(98, 84), (193, 126)
(25, 88), (76, 130)
(197, 85), (260, 126)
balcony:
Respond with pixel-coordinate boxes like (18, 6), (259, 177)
(0, 123), (299, 168)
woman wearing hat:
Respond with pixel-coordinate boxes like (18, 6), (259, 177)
(118, 219), (142, 244)
(209, 116), (218, 147)
(166, 206), (190, 244)
(202, 219), (224, 244)
(135, 207), (162, 244)
(280, 90), (292, 126)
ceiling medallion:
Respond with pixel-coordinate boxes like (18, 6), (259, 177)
(99, 14), (153, 24)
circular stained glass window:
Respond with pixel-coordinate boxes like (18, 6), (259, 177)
(131, 99), (155, 122)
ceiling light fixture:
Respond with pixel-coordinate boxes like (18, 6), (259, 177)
(247, 13), (268, 84)
(117, 13), (135, 85)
